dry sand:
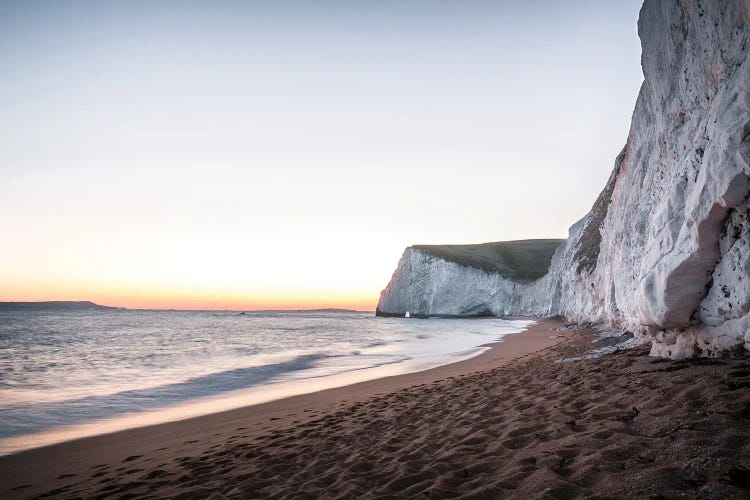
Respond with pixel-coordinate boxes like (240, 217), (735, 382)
(2, 319), (750, 499)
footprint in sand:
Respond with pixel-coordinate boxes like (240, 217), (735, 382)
(501, 435), (534, 450)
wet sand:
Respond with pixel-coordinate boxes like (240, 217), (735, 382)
(2, 318), (750, 498)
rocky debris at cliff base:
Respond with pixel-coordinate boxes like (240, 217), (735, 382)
(556, 332), (646, 364)
(591, 332), (635, 348)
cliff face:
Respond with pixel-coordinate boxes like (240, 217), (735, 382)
(376, 240), (563, 318)
(377, 0), (750, 358)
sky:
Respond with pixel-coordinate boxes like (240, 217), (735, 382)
(0, 0), (644, 310)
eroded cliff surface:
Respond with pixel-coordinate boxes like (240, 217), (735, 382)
(376, 240), (563, 318)
(377, 0), (750, 358)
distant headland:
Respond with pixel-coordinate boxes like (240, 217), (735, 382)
(0, 301), (120, 311)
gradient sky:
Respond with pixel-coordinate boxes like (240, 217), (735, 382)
(0, 0), (643, 310)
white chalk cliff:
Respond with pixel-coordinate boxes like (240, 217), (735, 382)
(377, 0), (750, 358)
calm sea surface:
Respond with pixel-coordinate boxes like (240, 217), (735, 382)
(0, 309), (531, 454)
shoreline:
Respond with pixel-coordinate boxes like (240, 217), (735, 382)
(0, 318), (564, 498)
(0, 317), (535, 456)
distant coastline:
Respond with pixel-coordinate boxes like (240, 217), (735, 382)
(0, 301), (371, 314)
(0, 301), (120, 311)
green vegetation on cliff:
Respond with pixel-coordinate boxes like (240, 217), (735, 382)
(411, 239), (564, 283)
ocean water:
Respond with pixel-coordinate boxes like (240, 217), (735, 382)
(0, 309), (532, 454)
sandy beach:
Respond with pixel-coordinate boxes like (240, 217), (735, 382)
(2, 318), (750, 499)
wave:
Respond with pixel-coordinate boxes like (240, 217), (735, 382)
(0, 353), (330, 439)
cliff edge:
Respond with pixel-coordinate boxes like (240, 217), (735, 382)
(377, 0), (750, 358)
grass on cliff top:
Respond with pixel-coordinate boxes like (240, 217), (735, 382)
(411, 239), (565, 283)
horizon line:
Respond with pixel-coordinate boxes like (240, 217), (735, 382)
(0, 300), (375, 313)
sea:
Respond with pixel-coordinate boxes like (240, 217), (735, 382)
(0, 309), (532, 455)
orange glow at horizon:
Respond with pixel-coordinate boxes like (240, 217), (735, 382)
(0, 287), (378, 311)
(0, 230), (397, 312)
